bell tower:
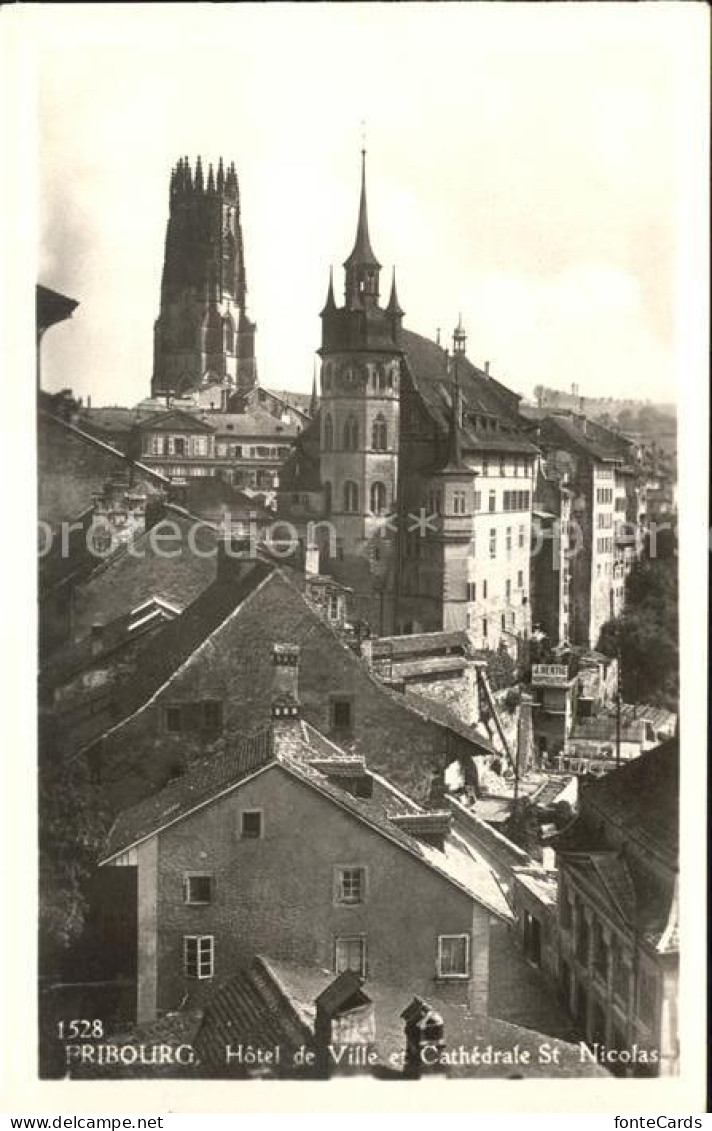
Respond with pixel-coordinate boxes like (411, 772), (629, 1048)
(151, 156), (257, 401)
(317, 151), (403, 627)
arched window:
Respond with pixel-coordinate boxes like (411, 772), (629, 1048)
(323, 412), (334, 451)
(322, 362), (332, 393)
(223, 316), (234, 352)
(375, 364), (387, 392)
(343, 415), (359, 451)
(343, 481), (359, 513)
(323, 481), (332, 515)
(371, 413), (387, 451)
(370, 481), (387, 515)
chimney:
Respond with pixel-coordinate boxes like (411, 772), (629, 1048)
(484, 360), (490, 376)
(427, 767), (446, 809)
(305, 542), (320, 577)
(87, 394), (92, 409)
(401, 998), (446, 1078)
(90, 623), (104, 657)
(216, 532), (256, 586)
(314, 972), (375, 1079)
(541, 846), (556, 872)
(271, 643), (300, 716)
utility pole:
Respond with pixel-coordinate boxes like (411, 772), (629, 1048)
(615, 639), (622, 770)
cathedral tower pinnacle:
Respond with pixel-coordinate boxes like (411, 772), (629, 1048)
(151, 156), (257, 401)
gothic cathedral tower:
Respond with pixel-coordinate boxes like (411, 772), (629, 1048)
(151, 156), (257, 400)
(318, 152), (403, 627)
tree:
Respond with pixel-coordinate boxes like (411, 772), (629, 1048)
(38, 752), (112, 974)
(597, 558), (678, 710)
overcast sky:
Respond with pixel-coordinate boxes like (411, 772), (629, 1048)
(35, 3), (706, 407)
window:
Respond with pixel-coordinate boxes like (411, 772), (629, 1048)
(371, 414), (387, 450)
(183, 874), (212, 905)
(330, 696), (353, 732)
(499, 457), (506, 477)
(518, 525), (525, 548)
(334, 936), (367, 977)
(328, 594), (340, 621)
(506, 527), (512, 553)
(482, 579), (488, 599)
(489, 528), (497, 558)
(322, 362), (332, 392)
(240, 810), (263, 839)
(323, 480), (332, 515)
(174, 437), (186, 457)
(473, 491), (482, 511)
(437, 934), (470, 978)
(334, 866), (366, 905)
(183, 935), (214, 979)
(501, 613), (506, 630)
(370, 481), (387, 515)
(488, 490), (496, 513)
(517, 569), (524, 589)
(505, 579), (511, 602)
(482, 458), (489, 477)
(453, 490), (466, 515)
(482, 617), (488, 638)
(466, 582), (476, 602)
(165, 706), (182, 733)
(343, 481), (359, 513)
(343, 415), (359, 451)
(323, 413), (333, 451)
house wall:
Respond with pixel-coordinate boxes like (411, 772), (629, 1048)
(139, 763), (488, 1019)
(92, 571), (468, 810)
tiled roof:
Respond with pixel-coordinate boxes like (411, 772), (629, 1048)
(68, 507), (221, 641)
(402, 689), (498, 755)
(536, 414), (625, 463)
(581, 739), (678, 865)
(102, 729), (274, 860)
(370, 631), (470, 659)
(401, 329), (538, 457)
(210, 407), (300, 437)
(56, 562), (274, 758)
(101, 714), (511, 919)
(194, 954), (607, 1078)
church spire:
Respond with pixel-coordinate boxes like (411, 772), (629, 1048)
(343, 149), (381, 309)
(386, 268), (404, 316)
(310, 359), (318, 417)
(320, 266), (336, 315)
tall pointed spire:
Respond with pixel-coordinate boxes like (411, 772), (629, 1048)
(386, 268), (404, 316)
(310, 359), (319, 417)
(217, 156), (225, 192)
(207, 162), (215, 193)
(320, 266), (336, 315)
(194, 155), (204, 193)
(344, 149), (381, 270)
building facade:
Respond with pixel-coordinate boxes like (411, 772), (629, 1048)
(100, 647), (510, 1023)
(554, 741), (679, 1076)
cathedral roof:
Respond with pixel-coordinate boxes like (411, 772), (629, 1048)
(401, 329), (539, 456)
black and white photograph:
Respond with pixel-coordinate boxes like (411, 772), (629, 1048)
(1, 0), (708, 1116)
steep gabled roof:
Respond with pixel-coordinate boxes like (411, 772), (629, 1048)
(100, 716), (511, 920)
(55, 562), (274, 759)
(134, 409), (215, 433)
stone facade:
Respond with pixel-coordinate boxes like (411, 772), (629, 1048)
(151, 157), (257, 399)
